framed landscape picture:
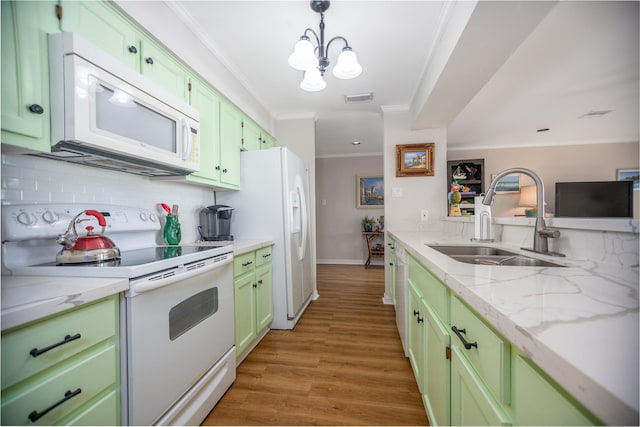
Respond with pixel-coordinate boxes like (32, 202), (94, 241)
(357, 175), (384, 208)
(491, 174), (520, 194)
(395, 143), (435, 177)
(617, 168), (639, 191)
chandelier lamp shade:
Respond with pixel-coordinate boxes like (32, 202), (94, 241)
(288, 0), (362, 91)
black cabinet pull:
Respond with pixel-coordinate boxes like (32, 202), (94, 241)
(222, 168), (228, 173)
(128, 45), (138, 54)
(257, 279), (263, 285)
(215, 165), (221, 170)
(30, 333), (81, 357)
(452, 326), (478, 350)
(417, 316), (423, 324)
(252, 283), (257, 288)
(145, 57), (154, 64)
(28, 104), (44, 114)
(262, 253), (271, 258)
(28, 388), (82, 422)
(242, 261), (253, 267)
(413, 309), (419, 317)
(389, 262), (394, 266)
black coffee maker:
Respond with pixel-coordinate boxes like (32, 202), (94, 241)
(198, 205), (234, 241)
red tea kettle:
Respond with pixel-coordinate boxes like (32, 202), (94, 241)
(56, 210), (121, 264)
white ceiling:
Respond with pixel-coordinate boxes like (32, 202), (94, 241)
(173, 0), (639, 157)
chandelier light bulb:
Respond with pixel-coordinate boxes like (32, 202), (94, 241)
(300, 67), (327, 91)
(333, 48), (362, 79)
(288, 37), (318, 71)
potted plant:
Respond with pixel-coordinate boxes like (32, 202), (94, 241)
(361, 215), (376, 232)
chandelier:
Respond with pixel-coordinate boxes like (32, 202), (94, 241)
(288, 0), (362, 91)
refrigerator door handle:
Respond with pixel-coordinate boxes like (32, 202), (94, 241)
(294, 175), (307, 261)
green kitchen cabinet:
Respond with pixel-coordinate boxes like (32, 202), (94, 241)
(423, 302), (450, 426)
(1, 0), (59, 152)
(1, 295), (120, 426)
(61, 0), (188, 101)
(219, 101), (243, 188)
(233, 246), (274, 360)
(512, 353), (598, 426)
(242, 118), (276, 152)
(186, 76), (223, 186)
(241, 119), (262, 152)
(450, 344), (511, 426)
(407, 279), (425, 390)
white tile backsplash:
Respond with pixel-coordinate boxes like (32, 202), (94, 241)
(1, 153), (218, 243)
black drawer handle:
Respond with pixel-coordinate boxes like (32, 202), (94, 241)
(30, 333), (81, 357)
(452, 326), (478, 350)
(29, 388), (82, 422)
(28, 104), (44, 114)
(242, 261), (253, 267)
(262, 253), (271, 258)
(417, 316), (423, 324)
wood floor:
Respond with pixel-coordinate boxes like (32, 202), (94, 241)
(202, 264), (429, 426)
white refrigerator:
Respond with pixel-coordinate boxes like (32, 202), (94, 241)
(219, 147), (315, 329)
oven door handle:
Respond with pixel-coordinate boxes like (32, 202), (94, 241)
(127, 254), (232, 297)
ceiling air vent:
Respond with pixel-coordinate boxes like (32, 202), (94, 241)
(345, 92), (373, 104)
(578, 110), (613, 118)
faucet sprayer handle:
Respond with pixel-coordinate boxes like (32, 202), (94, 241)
(538, 228), (560, 239)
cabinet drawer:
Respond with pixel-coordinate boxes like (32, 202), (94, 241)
(1, 344), (117, 426)
(1, 296), (117, 389)
(450, 295), (510, 404)
(65, 389), (119, 426)
(233, 251), (255, 276)
(255, 246), (273, 267)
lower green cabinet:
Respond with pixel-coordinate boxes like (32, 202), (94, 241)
(233, 246), (273, 360)
(450, 345), (511, 426)
(406, 255), (600, 426)
(0, 295), (120, 426)
(512, 353), (598, 426)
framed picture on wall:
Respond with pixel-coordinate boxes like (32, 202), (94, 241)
(395, 143), (435, 177)
(491, 174), (520, 193)
(617, 168), (639, 191)
(357, 175), (384, 208)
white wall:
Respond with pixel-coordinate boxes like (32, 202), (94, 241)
(1, 154), (215, 244)
(383, 109), (448, 231)
(315, 155), (384, 264)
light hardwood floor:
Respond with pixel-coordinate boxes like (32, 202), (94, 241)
(202, 264), (429, 426)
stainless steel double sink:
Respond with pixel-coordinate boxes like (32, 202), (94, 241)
(427, 245), (564, 267)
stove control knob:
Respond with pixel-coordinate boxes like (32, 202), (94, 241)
(41, 210), (59, 224)
(139, 212), (148, 221)
(149, 213), (158, 222)
(16, 211), (37, 226)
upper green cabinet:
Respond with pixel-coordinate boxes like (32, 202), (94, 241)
(219, 101), (243, 188)
(61, 0), (188, 101)
(242, 118), (275, 151)
(1, 1), (59, 152)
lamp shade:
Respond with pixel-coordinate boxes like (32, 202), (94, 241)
(332, 48), (362, 79)
(288, 38), (318, 71)
(519, 185), (537, 207)
(300, 67), (326, 91)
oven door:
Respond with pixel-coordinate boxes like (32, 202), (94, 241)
(124, 256), (234, 426)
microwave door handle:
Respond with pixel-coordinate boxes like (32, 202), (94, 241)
(181, 119), (192, 160)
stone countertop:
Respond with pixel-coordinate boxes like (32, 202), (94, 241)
(1, 275), (128, 331)
(388, 229), (639, 426)
(231, 239), (275, 255)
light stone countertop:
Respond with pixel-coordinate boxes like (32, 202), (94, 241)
(231, 239), (275, 255)
(1, 275), (128, 331)
(388, 229), (639, 426)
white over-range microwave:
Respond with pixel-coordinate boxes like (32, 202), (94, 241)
(36, 32), (200, 177)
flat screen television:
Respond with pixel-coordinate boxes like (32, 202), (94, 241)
(555, 181), (633, 218)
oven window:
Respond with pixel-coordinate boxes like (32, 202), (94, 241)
(169, 287), (218, 341)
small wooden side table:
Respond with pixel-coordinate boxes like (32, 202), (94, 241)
(362, 231), (384, 268)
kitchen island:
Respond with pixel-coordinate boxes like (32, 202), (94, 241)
(388, 227), (638, 425)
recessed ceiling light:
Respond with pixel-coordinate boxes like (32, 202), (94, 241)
(352, 141), (361, 145)
(536, 128), (550, 133)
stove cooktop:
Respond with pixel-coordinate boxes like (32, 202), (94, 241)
(10, 244), (232, 279)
